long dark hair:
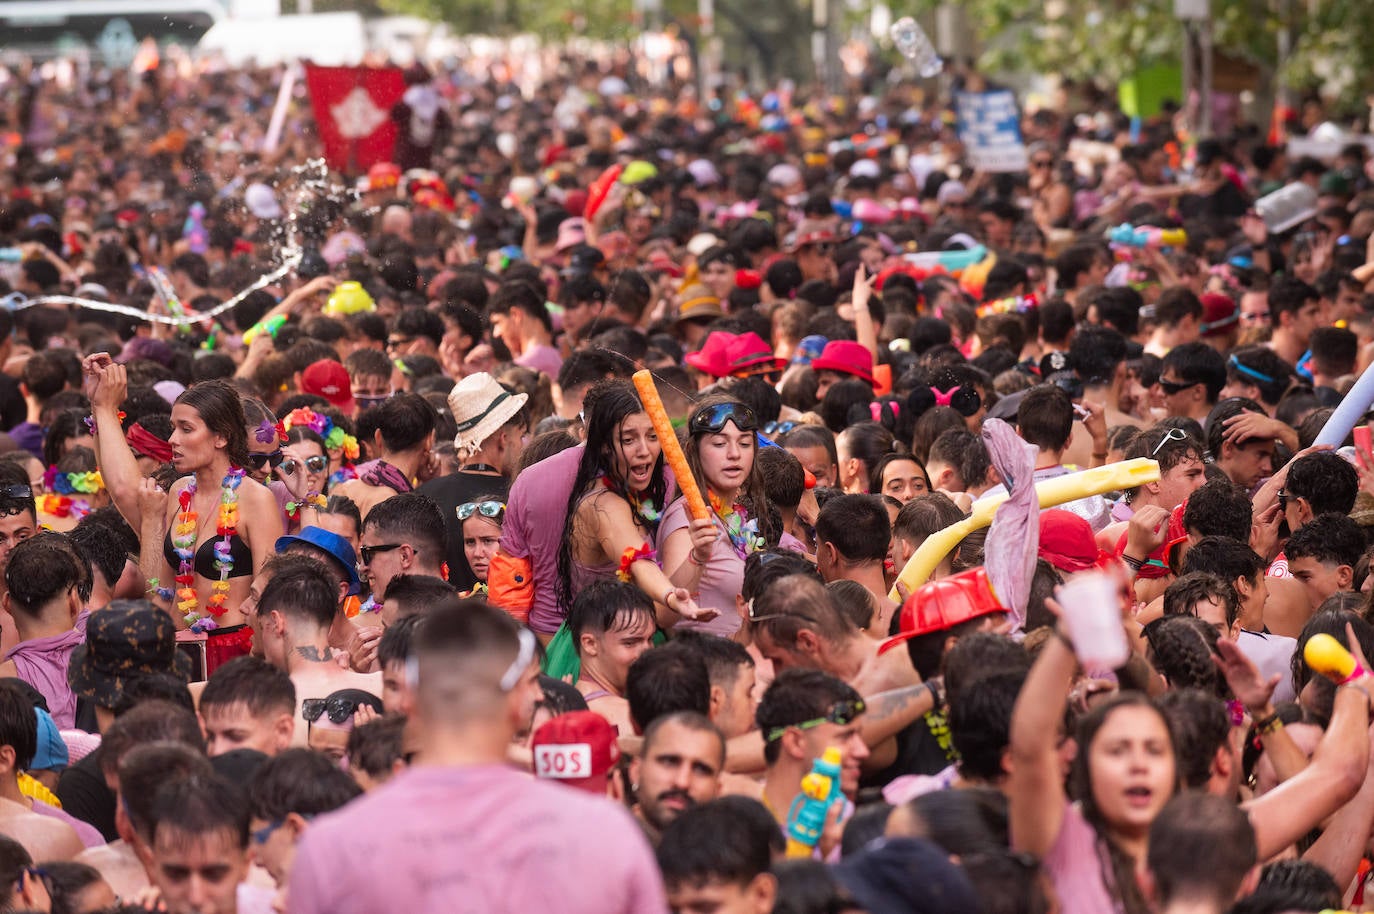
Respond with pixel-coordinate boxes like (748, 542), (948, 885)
(681, 393), (778, 546)
(556, 379), (667, 611)
(176, 380), (252, 471)
(1069, 692), (1179, 914)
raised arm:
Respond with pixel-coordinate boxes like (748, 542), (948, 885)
(82, 354), (144, 531)
(1246, 626), (1371, 859)
(1008, 625), (1077, 858)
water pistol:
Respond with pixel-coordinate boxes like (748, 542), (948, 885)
(1108, 224), (1187, 249)
(183, 202), (208, 255)
(901, 244), (989, 273)
(242, 314), (287, 346)
(324, 280), (376, 317)
(785, 747), (843, 858)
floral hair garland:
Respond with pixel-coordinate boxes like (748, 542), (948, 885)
(283, 408), (360, 462)
(43, 467), (104, 495)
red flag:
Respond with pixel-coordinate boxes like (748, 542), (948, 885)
(303, 65), (406, 175)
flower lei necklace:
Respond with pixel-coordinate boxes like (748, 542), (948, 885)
(171, 469), (244, 633)
(708, 491), (765, 560)
(600, 474), (661, 528)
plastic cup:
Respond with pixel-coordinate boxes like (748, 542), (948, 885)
(1056, 571), (1130, 670)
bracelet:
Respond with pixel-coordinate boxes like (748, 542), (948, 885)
(146, 577), (174, 603)
(285, 494), (327, 519)
(616, 543), (656, 583)
(1341, 680), (1374, 706)
(1342, 665), (1370, 686)
(1121, 554), (1144, 571)
(662, 587), (677, 608)
(1252, 710), (1283, 735)
(688, 550), (706, 567)
(1092, 451), (1108, 459)
(924, 679), (945, 709)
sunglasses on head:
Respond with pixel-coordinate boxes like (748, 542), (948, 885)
(764, 420), (798, 436)
(280, 455), (328, 476)
(457, 500), (506, 521)
(764, 698), (866, 744)
(689, 402), (759, 435)
(0, 485), (32, 500)
(301, 695), (378, 725)
(1150, 427), (1190, 457)
(248, 450), (285, 471)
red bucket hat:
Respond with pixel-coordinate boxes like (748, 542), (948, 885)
(725, 332), (786, 376)
(810, 340), (878, 388)
(684, 331), (737, 378)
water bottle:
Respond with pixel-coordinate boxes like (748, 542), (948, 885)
(890, 17), (943, 78)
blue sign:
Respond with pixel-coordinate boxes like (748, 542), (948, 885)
(955, 90), (1028, 173)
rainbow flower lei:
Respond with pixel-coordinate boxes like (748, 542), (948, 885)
(43, 467), (104, 495)
(37, 493), (91, 519)
(173, 469), (244, 633)
(708, 491), (765, 560)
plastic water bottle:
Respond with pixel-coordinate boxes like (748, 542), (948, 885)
(890, 17), (943, 78)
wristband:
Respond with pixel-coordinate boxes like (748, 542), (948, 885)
(616, 543), (656, 583)
(924, 679), (945, 709)
(1121, 554), (1144, 571)
(1252, 710), (1283, 735)
(1342, 665), (1370, 686)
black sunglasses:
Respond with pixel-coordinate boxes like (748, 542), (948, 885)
(1156, 377), (1198, 395)
(280, 455), (328, 476)
(689, 402), (759, 435)
(0, 485), (32, 500)
(359, 542), (407, 564)
(302, 695), (378, 724)
(248, 450), (285, 471)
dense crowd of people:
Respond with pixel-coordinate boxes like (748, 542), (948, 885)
(0, 47), (1372, 914)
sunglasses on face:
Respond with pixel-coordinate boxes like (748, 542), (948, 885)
(302, 695), (377, 724)
(1156, 377), (1198, 395)
(1277, 489), (1289, 511)
(280, 455), (328, 476)
(359, 542), (408, 565)
(387, 336), (415, 350)
(689, 402), (759, 435)
(457, 500), (506, 521)
(248, 450), (285, 471)
(764, 699), (866, 744)
(1032, 159), (1054, 168)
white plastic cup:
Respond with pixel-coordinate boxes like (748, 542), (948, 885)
(1056, 571), (1130, 670)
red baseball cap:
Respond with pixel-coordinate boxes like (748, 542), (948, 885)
(530, 711), (619, 794)
(301, 359), (355, 413)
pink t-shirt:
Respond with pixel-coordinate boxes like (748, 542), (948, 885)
(1041, 802), (1120, 914)
(515, 344), (563, 379)
(502, 444), (585, 634)
(288, 764), (666, 914)
(657, 498), (744, 638)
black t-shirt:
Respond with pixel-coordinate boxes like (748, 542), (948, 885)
(415, 471), (510, 592)
(859, 709), (959, 790)
(56, 749), (117, 842)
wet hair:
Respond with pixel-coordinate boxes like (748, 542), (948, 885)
(741, 548), (819, 605)
(827, 579), (876, 630)
(377, 613), (421, 669)
(669, 630), (754, 690)
(3, 533), (85, 617)
(752, 573), (858, 650)
(779, 424), (838, 469)
(656, 796), (773, 892)
(363, 494), (447, 560)
(892, 492), (966, 545)
(1145, 616), (1226, 698)
(175, 379), (252, 470)
(756, 669), (862, 765)
(150, 772), (251, 850)
(199, 656), (295, 719)
(950, 670), (1025, 783)
(927, 428), (992, 493)
(905, 786), (1009, 854)
(1181, 536), (1265, 589)
(868, 453), (929, 500)
(118, 742), (215, 842)
(756, 446), (805, 509)
(99, 700), (206, 781)
(1285, 512), (1363, 569)
(249, 747), (362, 822)
(0, 680), (36, 769)
(1286, 452), (1359, 517)
(40, 860), (108, 914)
(1225, 346), (1293, 408)
(68, 514), (131, 592)
(346, 715), (407, 781)
(566, 580), (656, 654)
(557, 379), (666, 610)
(1148, 792), (1257, 907)
(1181, 480), (1251, 542)
(943, 631), (1031, 708)
(1069, 693), (1179, 914)
(1163, 572), (1239, 629)
(371, 392), (438, 452)
(1162, 343), (1227, 403)
(815, 494), (890, 563)
(1017, 385), (1074, 452)
(1154, 689), (1230, 791)
(258, 556), (338, 630)
(1069, 325), (1130, 386)
(821, 377), (875, 434)
(625, 643), (711, 733)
